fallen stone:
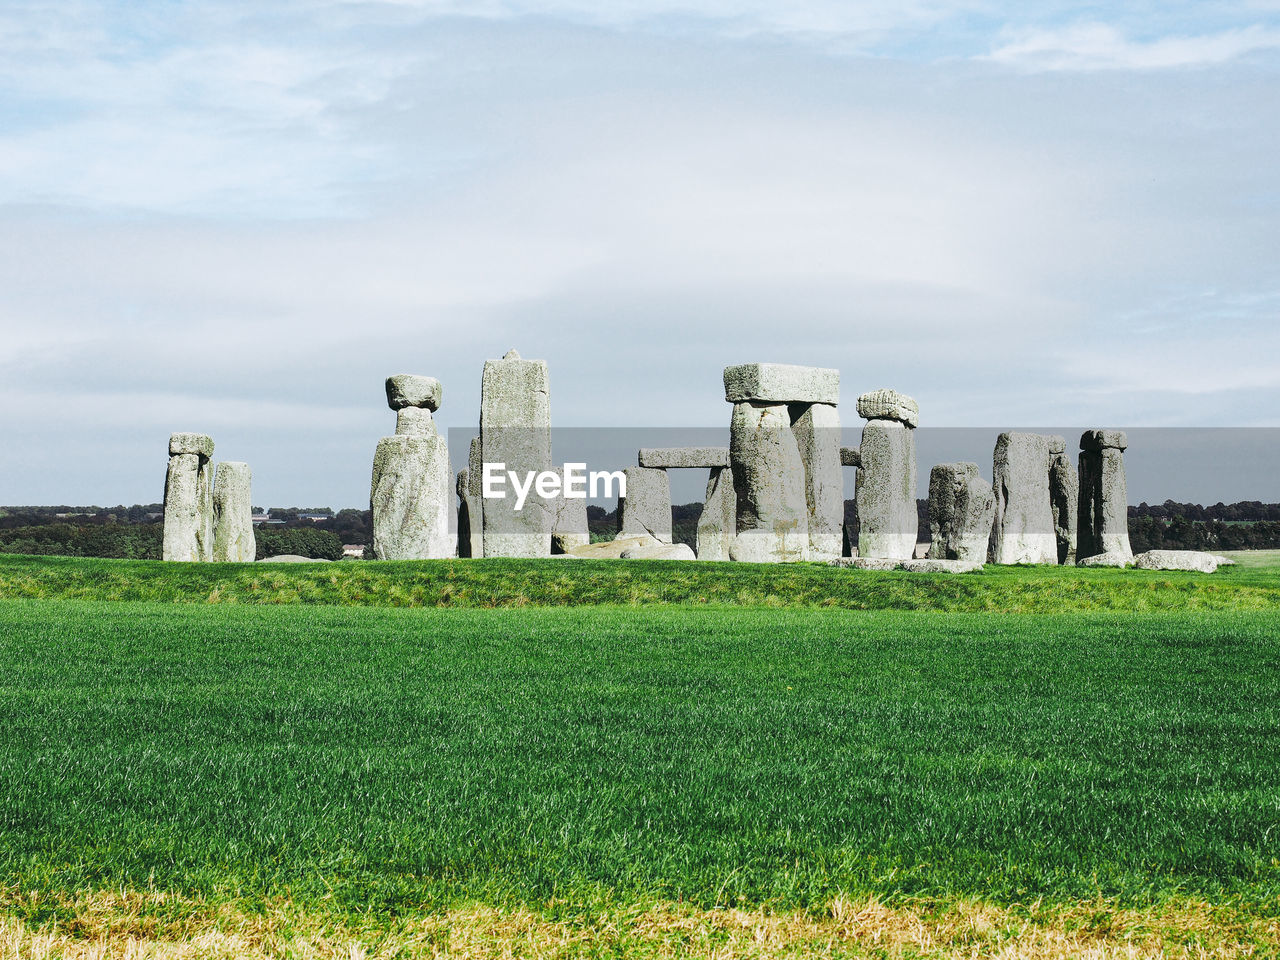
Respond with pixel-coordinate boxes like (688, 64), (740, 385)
(791, 402), (843, 561)
(1076, 551), (1131, 568)
(480, 350), (552, 557)
(619, 466), (672, 544)
(169, 432), (214, 458)
(902, 558), (984, 573)
(827, 557), (900, 571)
(696, 465), (736, 561)
(927, 462), (995, 563)
(855, 389), (919, 428)
(370, 434), (455, 560)
(212, 461), (255, 562)
(1132, 550), (1234, 573)
(638, 447), (730, 469)
(840, 447), (861, 467)
(723, 363), (839, 405)
(385, 374), (442, 411)
(729, 401), (809, 562)
(619, 541), (697, 560)
(855, 419), (916, 560)
(258, 554), (331, 563)
(991, 432), (1057, 565)
(562, 535), (661, 559)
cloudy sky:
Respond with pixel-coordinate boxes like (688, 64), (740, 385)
(1, 1), (1277, 507)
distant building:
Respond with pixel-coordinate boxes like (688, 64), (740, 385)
(299, 513), (333, 522)
(342, 544), (366, 558)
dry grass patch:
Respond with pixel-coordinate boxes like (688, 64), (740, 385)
(1, 888), (1276, 959)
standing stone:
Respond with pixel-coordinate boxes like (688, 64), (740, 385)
(162, 433), (214, 562)
(1046, 435), (1078, 565)
(550, 465), (591, 553)
(212, 461), (255, 562)
(1078, 429), (1132, 562)
(854, 390), (918, 560)
(991, 432), (1057, 565)
(480, 350), (552, 557)
(728, 401), (809, 562)
(370, 375), (455, 560)
(790, 402), (843, 561)
(696, 466), (736, 561)
(371, 435), (454, 559)
(456, 438), (485, 558)
(618, 466), (672, 544)
(927, 462), (994, 563)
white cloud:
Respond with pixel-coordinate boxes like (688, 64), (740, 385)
(987, 22), (1280, 70)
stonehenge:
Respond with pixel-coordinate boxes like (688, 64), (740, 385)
(618, 466), (673, 543)
(927, 462), (994, 563)
(549, 465), (591, 552)
(370, 375), (454, 560)
(724, 363), (842, 563)
(990, 432), (1058, 565)
(636, 446), (734, 560)
(212, 461), (256, 562)
(478, 350), (552, 558)
(1046, 435), (1078, 565)
(1078, 429), (1132, 562)
(162, 433), (215, 562)
(854, 389), (918, 560)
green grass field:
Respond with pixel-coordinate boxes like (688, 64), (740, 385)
(0, 552), (1278, 957)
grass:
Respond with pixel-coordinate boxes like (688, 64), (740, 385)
(1, 553), (1278, 956)
(0, 550), (1277, 611)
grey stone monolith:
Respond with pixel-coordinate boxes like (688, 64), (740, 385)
(212, 461), (255, 562)
(991, 432), (1057, 565)
(1046, 435), (1078, 565)
(696, 465), (736, 561)
(550, 465), (591, 553)
(371, 434), (454, 559)
(479, 349), (552, 557)
(618, 466), (672, 544)
(638, 447), (730, 469)
(855, 391), (917, 560)
(728, 401), (809, 562)
(723, 363), (839, 405)
(162, 433), (214, 562)
(1077, 429), (1131, 562)
(927, 462), (994, 563)
(790, 401), (843, 561)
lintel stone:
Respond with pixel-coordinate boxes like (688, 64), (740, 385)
(638, 447), (730, 469)
(723, 363), (839, 405)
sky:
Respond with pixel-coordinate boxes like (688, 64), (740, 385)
(1, 0), (1278, 508)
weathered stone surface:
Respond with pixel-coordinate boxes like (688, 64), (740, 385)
(927, 462), (994, 563)
(619, 541), (697, 560)
(1081, 429), (1128, 451)
(638, 447), (730, 469)
(550, 465), (590, 553)
(455, 437), (484, 558)
(790, 402), (843, 561)
(1131, 550), (1233, 573)
(1076, 550), (1131, 568)
(1077, 431), (1131, 562)
(385, 375), (442, 411)
(828, 557), (900, 571)
(562, 534), (659, 559)
(480, 350), (552, 557)
(1047, 444), (1078, 565)
(259, 554), (331, 563)
(370, 434), (455, 559)
(162, 443), (214, 562)
(728, 401), (809, 562)
(991, 432), (1058, 565)
(902, 558), (983, 573)
(1045, 434), (1066, 455)
(696, 466), (735, 561)
(619, 466), (672, 544)
(212, 461), (255, 562)
(855, 389), (919, 428)
(723, 363), (839, 405)
(855, 419), (917, 560)
(169, 432), (214, 458)
(395, 407), (436, 436)
(840, 447), (861, 467)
